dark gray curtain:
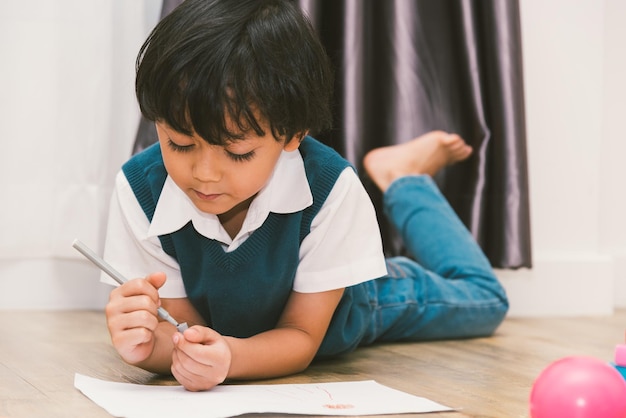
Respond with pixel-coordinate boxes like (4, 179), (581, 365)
(132, 0), (181, 155)
(133, 0), (532, 269)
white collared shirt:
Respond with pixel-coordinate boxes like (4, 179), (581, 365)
(102, 148), (387, 297)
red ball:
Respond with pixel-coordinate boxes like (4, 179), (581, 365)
(530, 356), (626, 418)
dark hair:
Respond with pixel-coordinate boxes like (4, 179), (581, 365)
(135, 0), (334, 145)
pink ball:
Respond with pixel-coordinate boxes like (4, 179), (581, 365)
(530, 356), (626, 418)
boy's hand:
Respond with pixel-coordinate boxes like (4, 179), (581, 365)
(105, 272), (167, 364)
(171, 326), (232, 391)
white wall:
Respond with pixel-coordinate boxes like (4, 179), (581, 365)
(497, 0), (626, 316)
(599, 0), (626, 310)
(0, 0), (624, 316)
(0, 1), (161, 309)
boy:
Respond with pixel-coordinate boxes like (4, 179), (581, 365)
(103, 0), (508, 391)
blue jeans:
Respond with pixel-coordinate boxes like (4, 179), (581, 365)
(361, 175), (509, 344)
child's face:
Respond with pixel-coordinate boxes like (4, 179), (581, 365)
(156, 119), (301, 217)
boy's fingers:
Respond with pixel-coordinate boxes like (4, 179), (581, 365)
(110, 294), (159, 315)
(171, 326), (231, 390)
(112, 326), (154, 347)
(172, 331), (212, 368)
(172, 326), (227, 365)
(145, 271), (167, 289)
(181, 325), (220, 344)
(111, 275), (165, 305)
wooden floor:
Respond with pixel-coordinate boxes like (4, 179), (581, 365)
(1, 310), (625, 418)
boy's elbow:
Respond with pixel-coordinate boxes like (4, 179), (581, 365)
(274, 349), (316, 378)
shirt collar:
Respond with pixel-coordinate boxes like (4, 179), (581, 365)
(147, 149), (312, 244)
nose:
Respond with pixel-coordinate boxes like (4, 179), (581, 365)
(192, 148), (221, 182)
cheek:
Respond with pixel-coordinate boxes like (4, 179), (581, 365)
(233, 156), (280, 193)
(161, 151), (189, 184)
(233, 165), (270, 193)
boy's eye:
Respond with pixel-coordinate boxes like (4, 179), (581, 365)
(226, 150), (255, 162)
(167, 139), (194, 153)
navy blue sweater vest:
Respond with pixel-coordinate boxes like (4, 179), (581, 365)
(122, 136), (372, 357)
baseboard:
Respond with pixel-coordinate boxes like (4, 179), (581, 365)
(0, 253), (619, 316)
(497, 252), (615, 317)
(610, 250), (626, 308)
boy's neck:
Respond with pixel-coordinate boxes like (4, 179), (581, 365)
(217, 195), (255, 239)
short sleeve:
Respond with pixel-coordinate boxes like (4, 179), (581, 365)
(101, 171), (187, 298)
(294, 168), (388, 293)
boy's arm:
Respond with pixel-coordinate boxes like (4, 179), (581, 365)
(169, 288), (344, 390)
(226, 288), (345, 379)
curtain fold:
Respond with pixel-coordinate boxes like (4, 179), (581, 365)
(134, 0), (531, 269)
(297, 0), (531, 268)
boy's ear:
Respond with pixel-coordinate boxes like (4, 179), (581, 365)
(283, 131), (309, 152)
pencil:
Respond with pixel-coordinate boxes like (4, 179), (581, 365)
(72, 239), (188, 332)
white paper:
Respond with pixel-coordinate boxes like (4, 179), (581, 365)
(74, 373), (452, 418)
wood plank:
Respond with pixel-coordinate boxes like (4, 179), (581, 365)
(1, 310), (624, 417)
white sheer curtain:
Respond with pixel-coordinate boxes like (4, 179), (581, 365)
(0, 0), (161, 309)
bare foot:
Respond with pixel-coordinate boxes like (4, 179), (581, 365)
(363, 130), (473, 192)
